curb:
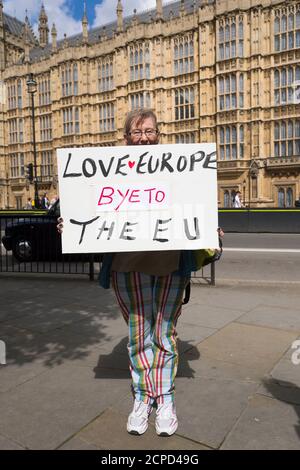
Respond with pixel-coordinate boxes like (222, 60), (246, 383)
(214, 278), (300, 287)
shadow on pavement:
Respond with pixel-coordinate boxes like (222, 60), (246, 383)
(93, 337), (200, 379)
(262, 378), (300, 440)
(2, 277), (200, 374)
(1, 278), (121, 368)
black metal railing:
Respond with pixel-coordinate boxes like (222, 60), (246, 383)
(0, 212), (97, 279)
(192, 262), (215, 286)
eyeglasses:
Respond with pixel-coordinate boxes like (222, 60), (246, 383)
(128, 129), (158, 138)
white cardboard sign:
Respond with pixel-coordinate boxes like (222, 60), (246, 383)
(57, 144), (218, 253)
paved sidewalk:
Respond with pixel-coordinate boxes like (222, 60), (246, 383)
(0, 273), (299, 450)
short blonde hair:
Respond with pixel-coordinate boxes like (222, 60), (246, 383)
(124, 108), (158, 135)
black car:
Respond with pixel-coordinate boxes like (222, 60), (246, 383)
(2, 200), (62, 262)
(2, 201), (103, 263)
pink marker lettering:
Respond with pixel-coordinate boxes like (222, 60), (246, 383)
(115, 188), (130, 211)
(155, 191), (165, 203)
(128, 189), (141, 203)
(98, 187), (114, 206)
(144, 188), (156, 203)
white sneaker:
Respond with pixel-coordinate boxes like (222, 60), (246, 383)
(127, 399), (152, 435)
(155, 402), (178, 436)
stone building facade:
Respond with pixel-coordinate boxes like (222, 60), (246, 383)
(0, 0), (299, 209)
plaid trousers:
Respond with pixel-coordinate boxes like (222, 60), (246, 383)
(112, 271), (189, 405)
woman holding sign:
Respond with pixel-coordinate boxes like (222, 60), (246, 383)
(59, 109), (193, 437)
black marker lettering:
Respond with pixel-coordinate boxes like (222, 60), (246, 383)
(148, 155), (160, 174)
(153, 218), (171, 242)
(160, 153), (174, 173)
(177, 155), (188, 172)
(115, 155), (130, 176)
(70, 216), (99, 245)
(203, 151), (217, 170)
(136, 152), (148, 174)
(184, 217), (200, 240)
(97, 221), (115, 240)
(63, 153), (82, 178)
(82, 158), (97, 178)
(98, 157), (115, 177)
(119, 222), (137, 240)
(190, 151), (205, 172)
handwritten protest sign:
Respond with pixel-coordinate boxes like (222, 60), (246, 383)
(57, 144), (218, 253)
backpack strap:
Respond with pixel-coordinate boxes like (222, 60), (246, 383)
(182, 281), (191, 305)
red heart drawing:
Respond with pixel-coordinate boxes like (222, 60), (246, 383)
(128, 161), (135, 169)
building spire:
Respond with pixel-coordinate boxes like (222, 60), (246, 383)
(156, 0), (163, 19)
(22, 11), (31, 62)
(82, 1), (88, 23)
(0, 0), (3, 26)
(0, 0), (5, 70)
(180, 0), (185, 15)
(51, 23), (57, 51)
(23, 10), (31, 42)
(132, 8), (138, 26)
(82, 2), (88, 42)
(116, 1), (123, 32)
(38, 3), (49, 47)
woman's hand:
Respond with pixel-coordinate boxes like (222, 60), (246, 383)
(57, 217), (64, 234)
